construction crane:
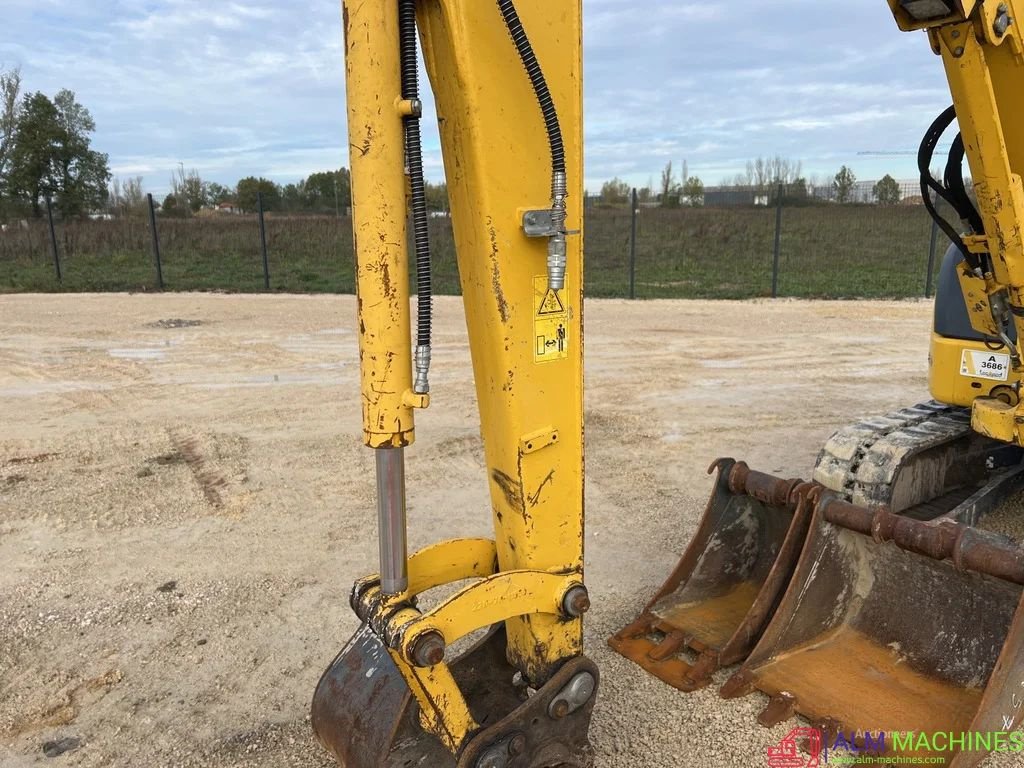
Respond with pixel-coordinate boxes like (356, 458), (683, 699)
(311, 1), (1024, 766)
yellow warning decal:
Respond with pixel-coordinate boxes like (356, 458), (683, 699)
(534, 276), (568, 363)
(538, 288), (565, 315)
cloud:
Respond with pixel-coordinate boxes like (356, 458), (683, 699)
(117, 2), (276, 37)
(3, 0), (953, 195)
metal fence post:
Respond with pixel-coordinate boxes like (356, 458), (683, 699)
(258, 191), (270, 290)
(629, 187), (638, 299)
(45, 195), (62, 283)
(771, 184), (783, 298)
(147, 193), (164, 290)
(925, 218), (939, 299)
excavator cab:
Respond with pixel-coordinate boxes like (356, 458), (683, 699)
(930, 243), (1021, 409)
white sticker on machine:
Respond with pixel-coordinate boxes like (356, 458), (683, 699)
(960, 350), (1011, 381)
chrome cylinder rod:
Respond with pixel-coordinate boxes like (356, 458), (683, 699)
(375, 448), (408, 594)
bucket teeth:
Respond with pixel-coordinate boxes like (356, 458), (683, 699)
(729, 491), (1024, 766)
(645, 629), (688, 662)
(609, 458), (813, 693)
(758, 694), (797, 728)
(614, 436), (1024, 767)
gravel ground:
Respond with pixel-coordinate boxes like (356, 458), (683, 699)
(2, 293), (1024, 767)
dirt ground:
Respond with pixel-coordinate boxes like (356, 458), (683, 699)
(2, 293), (1024, 768)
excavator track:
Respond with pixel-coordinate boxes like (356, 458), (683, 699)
(813, 401), (968, 510)
(813, 400), (1024, 524)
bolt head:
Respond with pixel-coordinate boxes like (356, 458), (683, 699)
(411, 631), (446, 667)
(550, 699), (570, 719)
(571, 592), (590, 614)
(508, 734), (527, 756)
(476, 745), (508, 768)
(562, 585), (591, 618)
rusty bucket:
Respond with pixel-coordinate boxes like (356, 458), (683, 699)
(721, 493), (1024, 766)
(312, 622), (599, 768)
(609, 459), (815, 691)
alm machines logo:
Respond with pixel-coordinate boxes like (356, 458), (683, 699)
(766, 728), (822, 768)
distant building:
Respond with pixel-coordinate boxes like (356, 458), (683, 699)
(215, 201), (242, 215)
(667, 178), (927, 207)
(809, 179), (922, 204)
(703, 187), (769, 206)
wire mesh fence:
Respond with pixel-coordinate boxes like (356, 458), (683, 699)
(0, 190), (953, 299)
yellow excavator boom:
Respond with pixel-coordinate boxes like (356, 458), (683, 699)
(315, 0), (1024, 766)
(313, 1), (595, 766)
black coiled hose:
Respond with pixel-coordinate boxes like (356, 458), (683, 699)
(918, 105), (981, 270)
(496, 0), (566, 177)
(399, 0), (431, 349)
(945, 133), (983, 235)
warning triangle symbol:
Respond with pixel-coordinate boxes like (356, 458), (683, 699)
(538, 289), (565, 316)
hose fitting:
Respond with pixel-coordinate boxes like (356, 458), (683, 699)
(547, 171), (568, 291)
(497, 0), (569, 294)
(413, 344), (431, 394)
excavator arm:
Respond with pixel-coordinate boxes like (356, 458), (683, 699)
(312, 1), (596, 766)
(890, 0), (1024, 443)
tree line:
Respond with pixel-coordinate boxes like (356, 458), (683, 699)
(136, 168), (450, 218)
(599, 159), (706, 207)
(1, 65), (904, 223)
(596, 157), (906, 207)
(0, 66), (111, 220)
(0, 66), (450, 222)
(149, 167), (356, 217)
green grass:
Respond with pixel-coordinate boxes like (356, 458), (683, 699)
(0, 205), (949, 299)
(592, 204), (945, 299)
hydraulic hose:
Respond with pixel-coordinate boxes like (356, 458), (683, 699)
(945, 133), (983, 235)
(922, 107), (1015, 355)
(398, 0), (432, 394)
(496, 0), (569, 290)
(919, 105), (978, 270)
(495, 0), (565, 176)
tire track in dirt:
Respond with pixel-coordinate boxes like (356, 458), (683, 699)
(168, 429), (229, 508)
(1, 670), (122, 739)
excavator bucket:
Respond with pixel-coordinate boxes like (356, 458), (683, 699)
(721, 493), (1024, 766)
(312, 623), (598, 768)
(609, 459), (816, 691)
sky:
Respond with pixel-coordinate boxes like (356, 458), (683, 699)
(2, 0), (954, 197)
